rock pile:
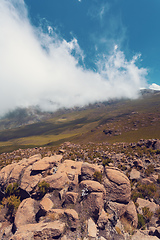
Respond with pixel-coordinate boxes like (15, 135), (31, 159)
(0, 154), (137, 239)
(0, 139), (160, 239)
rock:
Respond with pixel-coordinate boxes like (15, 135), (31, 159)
(42, 171), (69, 190)
(131, 230), (159, 240)
(81, 162), (103, 181)
(136, 198), (158, 214)
(1, 224), (13, 240)
(104, 168), (131, 203)
(99, 237), (107, 240)
(0, 163), (17, 187)
(32, 155), (62, 172)
(57, 160), (82, 185)
(40, 197), (54, 212)
(47, 209), (64, 221)
(141, 178), (154, 184)
(153, 140), (160, 150)
(20, 165), (42, 193)
(64, 192), (78, 204)
(64, 209), (79, 229)
(125, 201), (138, 228)
(85, 192), (104, 219)
(130, 169), (141, 180)
(32, 160), (50, 172)
(14, 198), (38, 229)
(11, 221), (65, 240)
(133, 159), (143, 169)
(97, 209), (109, 229)
(88, 218), (97, 238)
(106, 201), (127, 218)
(79, 180), (106, 198)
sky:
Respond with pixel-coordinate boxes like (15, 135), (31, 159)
(0, 0), (160, 116)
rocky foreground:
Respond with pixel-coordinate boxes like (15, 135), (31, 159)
(0, 139), (160, 239)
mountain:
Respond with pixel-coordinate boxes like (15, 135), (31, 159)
(0, 89), (160, 154)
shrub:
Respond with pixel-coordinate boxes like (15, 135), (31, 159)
(131, 190), (143, 202)
(137, 214), (146, 229)
(155, 208), (160, 221)
(115, 226), (121, 235)
(93, 171), (102, 183)
(37, 181), (50, 198)
(102, 158), (113, 166)
(5, 182), (19, 197)
(2, 195), (21, 221)
(142, 207), (153, 222)
(137, 183), (156, 199)
(145, 164), (154, 176)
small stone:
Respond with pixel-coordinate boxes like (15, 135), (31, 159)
(40, 197), (54, 212)
(88, 218), (97, 238)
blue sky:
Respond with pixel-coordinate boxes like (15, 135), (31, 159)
(25, 0), (160, 85)
(0, 0), (160, 115)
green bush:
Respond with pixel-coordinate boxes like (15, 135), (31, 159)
(145, 164), (154, 176)
(5, 182), (19, 197)
(2, 195), (21, 220)
(7, 195), (21, 216)
(131, 190), (143, 202)
(37, 180), (50, 198)
(137, 183), (156, 199)
(93, 171), (102, 183)
(142, 207), (153, 222)
(102, 158), (113, 166)
(156, 208), (160, 221)
(137, 214), (146, 229)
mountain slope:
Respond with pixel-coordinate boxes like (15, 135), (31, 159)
(0, 91), (160, 153)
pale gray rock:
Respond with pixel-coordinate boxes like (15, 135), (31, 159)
(130, 169), (141, 180)
(104, 167), (131, 203)
(88, 218), (97, 238)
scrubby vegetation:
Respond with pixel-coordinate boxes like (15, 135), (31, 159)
(1, 182), (21, 222)
(37, 180), (50, 198)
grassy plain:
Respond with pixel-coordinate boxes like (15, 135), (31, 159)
(0, 92), (160, 153)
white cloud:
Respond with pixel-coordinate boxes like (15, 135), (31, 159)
(0, 0), (148, 116)
(149, 83), (160, 91)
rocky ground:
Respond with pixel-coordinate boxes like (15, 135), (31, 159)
(0, 139), (160, 239)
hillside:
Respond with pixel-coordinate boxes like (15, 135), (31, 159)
(0, 90), (160, 154)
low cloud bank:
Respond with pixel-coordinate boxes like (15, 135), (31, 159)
(0, 0), (148, 116)
(149, 83), (160, 91)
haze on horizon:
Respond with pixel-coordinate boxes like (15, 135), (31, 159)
(0, 0), (159, 116)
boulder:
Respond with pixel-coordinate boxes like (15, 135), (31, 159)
(125, 201), (138, 228)
(46, 209), (64, 221)
(64, 209), (79, 229)
(57, 160), (82, 185)
(106, 201), (127, 218)
(131, 230), (159, 240)
(136, 198), (158, 214)
(64, 192), (78, 204)
(0, 163), (17, 187)
(40, 197), (54, 212)
(153, 140), (160, 150)
(42, 171), (69, 190)
(104, 168), (131, 203)
(81, 162), (103, 181)
(31, 155), (62, 172)
(85, 192), (104, 219)
(14, 198), (38, 229)
(79, 180), (106, 199)
(11, 221), (65, 240)
(97, 209), (109, 229)
(20, 165), (42, 193)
